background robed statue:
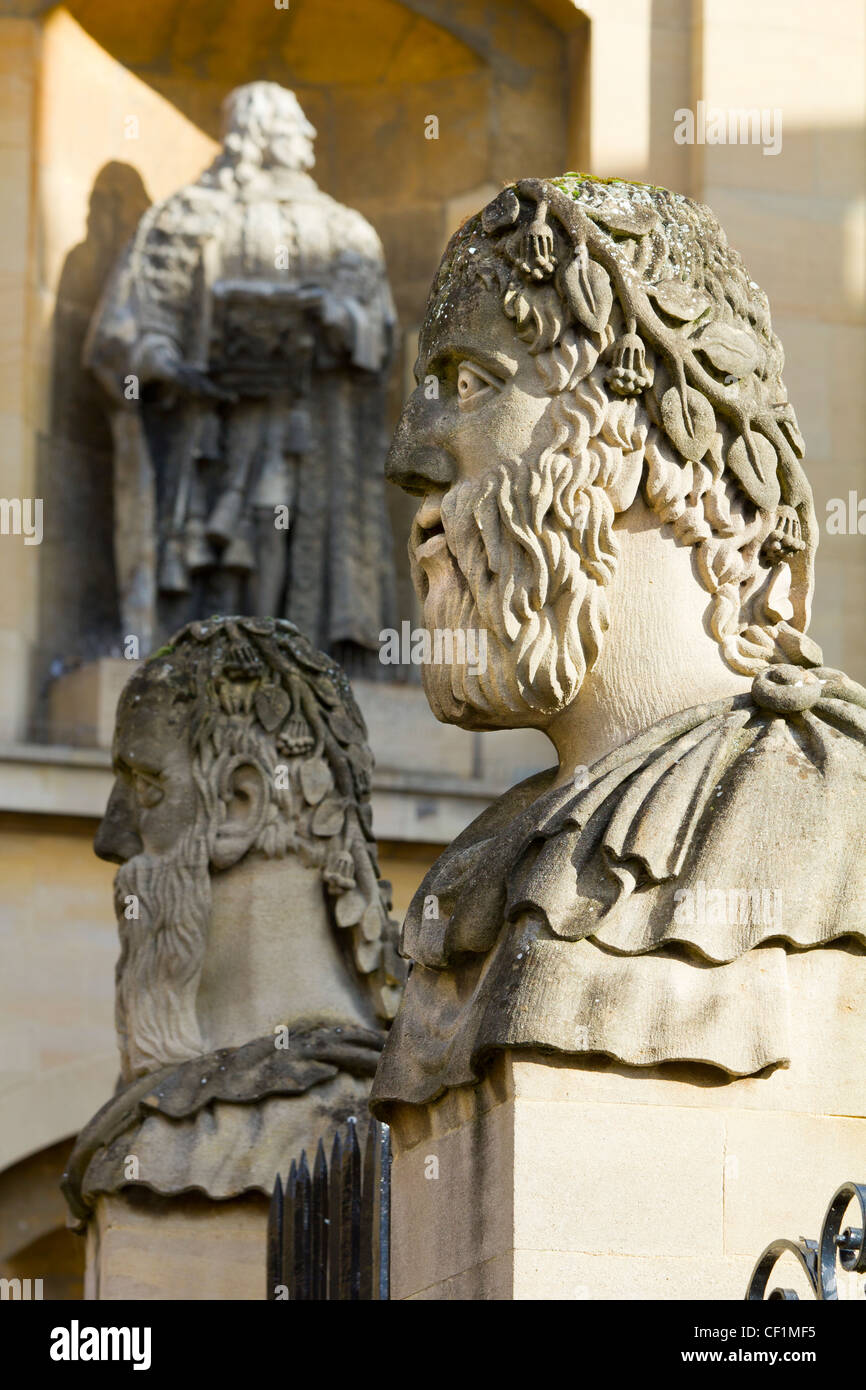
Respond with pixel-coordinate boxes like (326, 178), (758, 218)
(85, 82), (397, 674)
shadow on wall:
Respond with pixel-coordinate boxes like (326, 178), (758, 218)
(34, 162), (151, 718)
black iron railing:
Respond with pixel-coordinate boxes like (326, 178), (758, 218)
(746, 1182), (866, 1300)
(267, 1117), (390, 1301)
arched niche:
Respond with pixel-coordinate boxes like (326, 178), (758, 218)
(28, 0), (589, 676)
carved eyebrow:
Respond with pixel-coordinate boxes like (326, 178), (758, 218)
(424, 345), (518, 380)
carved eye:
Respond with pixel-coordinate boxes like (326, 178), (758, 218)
(456, 361), (501, 406)
(132, 772), (164, 809)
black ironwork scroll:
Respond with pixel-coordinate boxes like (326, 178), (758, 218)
(746, 1181), (866, 1300)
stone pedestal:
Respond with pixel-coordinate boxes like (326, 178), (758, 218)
(84, 1191), (269, 1300)
(47, 659), (140, 748)
(388, 947), (866, 1300)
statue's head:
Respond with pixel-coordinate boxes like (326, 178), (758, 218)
(219, 82), (316, 175)
(387, 175), (819, 731)
(95, 617), (399, 1081)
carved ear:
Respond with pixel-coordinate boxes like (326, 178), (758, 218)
(211, 759), (270, 870)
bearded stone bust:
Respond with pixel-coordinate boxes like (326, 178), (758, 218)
(63, 616), (404, 1225)
(371, 175), (866, 1114)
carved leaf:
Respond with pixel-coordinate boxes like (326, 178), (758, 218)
(352, 744), (374, 774)
(560, 252), (613, 334)
(650, 279), (712, 322)
(695, 323), (760, 377)
(300, 757), (333, 805)
(726, 433), (780, 511)
(311, 795), (345, 837)
(481, 187), (520, 235)
(355, 939), (383, 974)
(361, 903), (384, 942)
(589, 201), (659, 236)
(660, 386), (716, 461)
(328, 709), (362, 743)
(775, 403), (805, 459)
(254, 685), (290, 732)
(335, 890), (365, 928)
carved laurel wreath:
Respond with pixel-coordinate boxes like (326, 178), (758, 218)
(470, 177), (816, 628)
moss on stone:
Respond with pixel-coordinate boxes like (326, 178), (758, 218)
(553, 172), (673, 195)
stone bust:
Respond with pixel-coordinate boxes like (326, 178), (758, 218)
(85, 82), (397, 672)
(371, 175), (866, 1114)
(64, 616), (404, 1223)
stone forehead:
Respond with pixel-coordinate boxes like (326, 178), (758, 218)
(116, 661), (193, 732)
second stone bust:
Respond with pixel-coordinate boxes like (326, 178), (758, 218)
(64, 615), (405, 1222)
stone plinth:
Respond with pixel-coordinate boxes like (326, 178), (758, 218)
(85, 1191), (268, 1300)
(388, 947), (866, 1301)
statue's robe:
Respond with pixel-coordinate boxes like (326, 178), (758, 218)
(85, 166), (396, 664)
(371, 666), (866, 1112)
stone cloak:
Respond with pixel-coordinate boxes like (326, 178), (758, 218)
(64, 1023), (385, 1226)
(371, 667), (866, 1113)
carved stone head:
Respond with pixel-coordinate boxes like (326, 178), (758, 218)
(218, 81), (317, 175)
(387, 175), (818, 735)
(95, 617), (402, 1082)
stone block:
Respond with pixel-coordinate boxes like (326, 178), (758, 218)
(352, 678), (477, 779)
(512, 1100), (726, 1260)
(722, 1111), (866, 1257)
(702, 187), (855, 323)
(90, 1191), (269, 1300)
(513, 1251), (756, 1302)
(47, 658), (139, 749)
(390, 1044), (866, 1300)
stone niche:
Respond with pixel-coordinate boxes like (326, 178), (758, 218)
(21, 0), (590, 708)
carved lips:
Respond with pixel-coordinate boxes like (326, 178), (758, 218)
(412, 495), (449, 566)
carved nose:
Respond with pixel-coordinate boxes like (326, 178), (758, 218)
(385, 398), (456, 496)
(94, 782), (143, 864)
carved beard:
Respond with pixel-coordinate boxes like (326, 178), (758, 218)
(113, 823), (212, 1082)
(411, 436), (611, 729)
